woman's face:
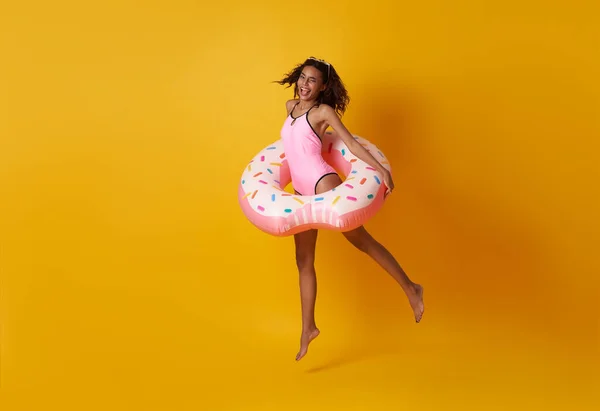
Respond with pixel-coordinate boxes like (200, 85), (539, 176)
(297, 65), (326, 101)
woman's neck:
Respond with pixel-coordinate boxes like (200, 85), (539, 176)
(297, 99), (317, 110)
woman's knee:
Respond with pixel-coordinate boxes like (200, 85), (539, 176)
(294, 230), (318, 271)
(343, 227), (373, 253)
(295, 251), (315, 272)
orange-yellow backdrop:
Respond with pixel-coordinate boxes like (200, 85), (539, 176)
(1, 1), (598, 410)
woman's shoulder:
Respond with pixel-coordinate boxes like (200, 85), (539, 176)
(284, 99), (299, 116)
(314, 103), (336, 119)
(285, 99), (299, 112)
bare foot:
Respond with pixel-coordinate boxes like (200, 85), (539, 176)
(409, 284), (424, 323)
(296, 328), (320, 361)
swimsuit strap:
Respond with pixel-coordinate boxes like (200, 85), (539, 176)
(290, 101), (318, 118)
(289, 101), (300, 117)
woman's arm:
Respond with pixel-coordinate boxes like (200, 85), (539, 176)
(321, 105), (394, 194)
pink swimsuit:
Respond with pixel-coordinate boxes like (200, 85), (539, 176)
(280, 103), (338, 196)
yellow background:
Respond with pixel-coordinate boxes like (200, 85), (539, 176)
(1, 1), (599, 410)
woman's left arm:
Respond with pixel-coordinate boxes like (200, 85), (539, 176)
(322, 106), (394, 194)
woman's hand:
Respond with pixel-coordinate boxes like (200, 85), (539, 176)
(382, 169), (394, 197)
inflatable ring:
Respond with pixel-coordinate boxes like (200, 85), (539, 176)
(238, 130), (392, 236)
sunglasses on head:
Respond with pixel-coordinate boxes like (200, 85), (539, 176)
(307, 56), (331, 80)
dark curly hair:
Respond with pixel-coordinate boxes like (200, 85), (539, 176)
(274, 56), (350, 117)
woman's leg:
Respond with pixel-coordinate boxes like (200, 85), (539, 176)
(315, 174), (425, 323)
(342, 226), (424, 322)
(294, 227), (321, 361)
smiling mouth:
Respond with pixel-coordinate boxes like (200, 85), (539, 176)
(299, 87), (310, 96)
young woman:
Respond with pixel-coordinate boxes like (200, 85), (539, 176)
(276, 57), (424, 361)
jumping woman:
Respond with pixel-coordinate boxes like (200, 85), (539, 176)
(275, 57), (424, 361)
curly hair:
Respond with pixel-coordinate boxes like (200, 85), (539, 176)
(274, 56), (350, 117)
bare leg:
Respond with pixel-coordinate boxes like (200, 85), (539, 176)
(316, 174), (425, 323)
(293, 228), (321, 361)
(343, 226), (424, 322)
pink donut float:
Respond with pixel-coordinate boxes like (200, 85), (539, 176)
(238, 130), (392, 236)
